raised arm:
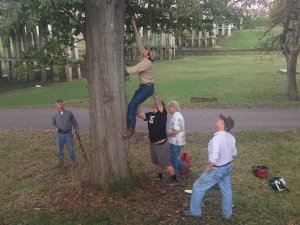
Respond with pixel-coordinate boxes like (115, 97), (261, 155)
(131, 18), (144, 56)
(137, 105), (146, 120)
(153, 92), (163, 113)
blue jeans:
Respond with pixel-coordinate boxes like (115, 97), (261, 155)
(170, 144), (186, 176)
(189, 163), (233, 219)
(56, 132), (76, 162)
(127, 84), (154, 128)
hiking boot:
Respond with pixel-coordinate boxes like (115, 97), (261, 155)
(122, 127), (135, 138)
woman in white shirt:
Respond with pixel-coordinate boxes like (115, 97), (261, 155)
(167, 100), (187, 176)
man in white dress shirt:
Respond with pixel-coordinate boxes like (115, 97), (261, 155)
(183, 114), (237, 219)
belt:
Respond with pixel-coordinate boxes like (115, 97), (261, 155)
(58, 129), (71, 134)
(152, 139), (167, 145)
(214, 161), (231, 167)
(141, 83), (153, 86)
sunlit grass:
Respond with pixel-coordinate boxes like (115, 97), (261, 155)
(219, 30), (267, 48)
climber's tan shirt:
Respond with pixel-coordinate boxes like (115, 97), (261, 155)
(125, 58), (153, 84)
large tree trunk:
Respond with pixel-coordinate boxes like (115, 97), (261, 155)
(85, 0), (130, 190)
(287, 53), (299, 101)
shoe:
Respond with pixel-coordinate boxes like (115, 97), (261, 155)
(222, 216), (232, 220)
(122, 127), (135, 138)
(169, 181), (177, 187)
(219, 204), (235, 211)
(70, 161), (77, 168)
(181, 210), (201, 218)
(56, 161), (64, 168)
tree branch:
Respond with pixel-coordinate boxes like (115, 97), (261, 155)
(279, 0), (293, 56)
(60, 7), (82, 26)
(75, 38), (85, 43)
(259, 22), (280, 40)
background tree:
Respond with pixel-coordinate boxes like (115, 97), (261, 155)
(269, 0), (300, 101)
(0, 0), (258, 81)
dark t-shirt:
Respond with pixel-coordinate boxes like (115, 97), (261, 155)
(145, 108), (167, 143)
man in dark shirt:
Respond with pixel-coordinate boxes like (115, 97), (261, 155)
(137, 93), (177, 186)
(52, 99), (79, 167)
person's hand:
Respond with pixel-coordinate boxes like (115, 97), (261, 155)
(204, 165), (212, 173)
(75, 131), (79, 136)
(152, 92), (159, 101)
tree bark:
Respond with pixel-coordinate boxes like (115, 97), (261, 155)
(287, 53), (299, 101)
(85, 0), (130, 190)
(278, 0), (300, 101)
(38, 24), (49, 82)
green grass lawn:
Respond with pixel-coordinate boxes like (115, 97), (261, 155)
(0, 80), (89, 108)
(219, 30), (267, 48)
(129, 54), (300, 108)
(0, 129), (299, 225)
(0, 53), (299, 108)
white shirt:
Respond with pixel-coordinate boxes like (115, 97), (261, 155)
(208, 131), (237, 166)
(168, 111), (186, 146)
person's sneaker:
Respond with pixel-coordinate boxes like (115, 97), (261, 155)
(169, 181), (177, 187)
(219, 204), (235, 211)
(122, 128), (135, 138)
(181, 210), (201, 218)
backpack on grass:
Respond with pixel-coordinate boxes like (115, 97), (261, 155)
(252, 166), (268, 179)
(269, 177), (289, 192)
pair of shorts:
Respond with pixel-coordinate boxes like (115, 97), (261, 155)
(150, 140), (171, 168)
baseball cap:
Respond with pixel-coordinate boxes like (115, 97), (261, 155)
(219, 114), (235, 132)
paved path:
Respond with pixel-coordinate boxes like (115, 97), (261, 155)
(0, 107), (299, 132)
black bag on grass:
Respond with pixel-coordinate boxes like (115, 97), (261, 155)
(269, 177), (289, 192)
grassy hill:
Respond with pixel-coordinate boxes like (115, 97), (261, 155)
(218, 30), (268, 49)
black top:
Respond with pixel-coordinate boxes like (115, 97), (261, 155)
(145, 108), (167, 143)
